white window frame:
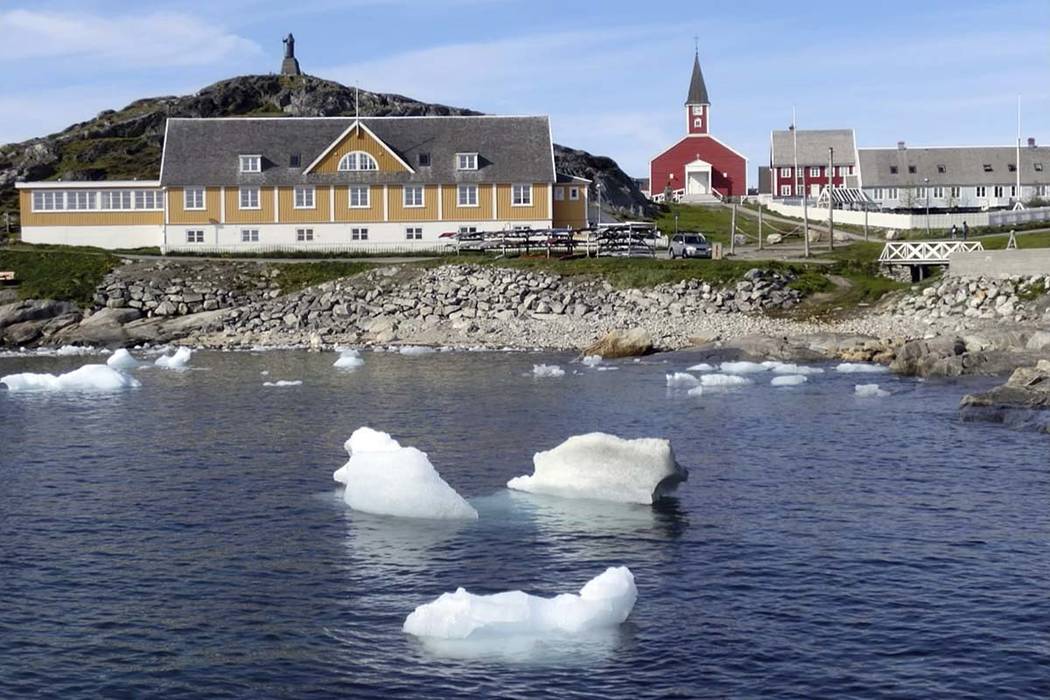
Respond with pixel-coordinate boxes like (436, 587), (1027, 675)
(809, 167), (820, 177)
(457, 184), (478, 207)
(186, 229), (205, 244)
(184, 187), (205, 210)
(458, 226), (477, 234)
(932, 186), (944, 198)
(456, 153), (478, 171)
(337, 151), (378, 172)
(239, 155), (261, 173)
(692, 105), (703, 115)
(511, 184), (532, 207)
(780, 167), (791, 177)
(569, 187), (580, 200)
(950, 186), (961, 198)
(405, 226), (423, 240)
(554, 186), (565, 201)
(293, 185), (315, 209)
(348, 185), (370, 208)
(1038, 185), (1048, 197)
(1010, 185), (1017, 197)
(68, 191), (95, 210)
(886, 188), (898, 199)
(872, 188), (883, 200)
(403, 185), (424, 208)
(296, 228), (314, 242)
(351, 227), (369, 241)
(780, 185), (791, 196)
(693, 117), (703, 129)
(239, 186), (260, 210)
(917, 187), (927, 199)
(240, 229), (260, 242)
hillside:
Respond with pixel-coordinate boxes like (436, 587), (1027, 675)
(0, 74), (652, 221)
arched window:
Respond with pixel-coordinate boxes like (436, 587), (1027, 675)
(338, 151), (378, 172)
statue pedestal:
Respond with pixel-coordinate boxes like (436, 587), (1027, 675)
(281, 57), (302, 76)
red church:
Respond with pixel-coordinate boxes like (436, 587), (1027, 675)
(650, 50), (747, 202)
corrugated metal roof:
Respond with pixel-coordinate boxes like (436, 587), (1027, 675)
(858, 146), (1050, 186)
(770, 129), (856, 166)
(160, 116), (555, 187)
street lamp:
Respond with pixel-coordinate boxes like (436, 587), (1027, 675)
(923, 177), (930, 237)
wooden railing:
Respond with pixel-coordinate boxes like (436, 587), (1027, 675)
(878, 240), (984, 264)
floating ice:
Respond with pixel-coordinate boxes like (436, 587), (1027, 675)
(762, 361), (825, 375)
(720, 361), (770, 374)
(771, 374), (808, 386)
(836, 363), (888, 374)
(263, 380), (302, 387)
(532, 364), (565, 378)
(507, 433), (686, 505)
(665, 372), (700, 388)
(155, 347), (192, 369)
(581, 355), (602, 368)
(333, 349), (364, 369)
(1, 364), (141, 392)
(687, 385), (703, 397)
(403, 566), (637, 640)
(701, 373), (752, 387)
(687, 362), (714, 372)
(332, 427), (477, 520)
(106, 349), (140, 370)
(55, 345), (102, 357)
(855, 383), (890, 397)
(399, 345), (436, 356)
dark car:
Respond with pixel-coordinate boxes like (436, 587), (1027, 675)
(669, 233), (711, 259)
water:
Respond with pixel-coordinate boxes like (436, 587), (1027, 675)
(2, 350), (1049, 698)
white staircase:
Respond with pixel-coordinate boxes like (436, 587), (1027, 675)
(678, 192), (722, 206)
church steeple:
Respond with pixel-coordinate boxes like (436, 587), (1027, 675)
(684, 48), (710, 135)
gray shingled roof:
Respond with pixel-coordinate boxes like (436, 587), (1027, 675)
(160, 116), (555, 187)
(685, 52), (709, 106)
(770, 129), (856, 167)
(858, 146), (1050, 187)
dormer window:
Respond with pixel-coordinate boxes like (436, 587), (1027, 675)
(338, 151), (378, 171)
(239, 155), (261, 173)
(289, 153), (301, 168)
(1008, 163), (1017, 172)
(890, 166), (899, 174)
(1036, 163), (1044, 172)
(937, 164), (946, 173)
(983, 164), (993, 172)
(907, 165), (916, 174)
(456, 153), (478, 171)
(417, 152), (431, 167)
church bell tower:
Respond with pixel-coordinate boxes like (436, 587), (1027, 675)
(684, 49), (709, 136)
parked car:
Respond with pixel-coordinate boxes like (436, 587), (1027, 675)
(669, 233), (712, 259)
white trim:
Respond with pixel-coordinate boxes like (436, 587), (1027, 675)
(437, 184), (443, 220)
(273, 187), (279, 223)
(348, 185), (370, 209)
(455, 153), (478, 171)
(336, 151), (379, 172)
(158, 119), (171, 183)
(492, 183), (498, 219)
(546, 116), (556, 182)
(511, 183), (533, 207)
(546, 182), (552, 217)
(293, 185), (316, 209)
(239, 154), (262, 173)
(302, 120), (416, 174)
(220, 187), (226, 221)
(383, 185), (389, 221)
(16, 180), (161, 189)
(329, 186), (335, 221)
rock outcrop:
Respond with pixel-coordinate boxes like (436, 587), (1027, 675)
(960, 360), (1050, 433)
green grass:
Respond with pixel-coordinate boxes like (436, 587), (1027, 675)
(0, 248), (117, 304)
(787, 270), (834, 294)
(271, 261), (378, 293)
(655, 203), (763, 245)
(981, 230), (1050, 250)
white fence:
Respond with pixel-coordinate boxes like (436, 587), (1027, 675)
(879, 241), (984, 264)
(764, 201), (1050, 231)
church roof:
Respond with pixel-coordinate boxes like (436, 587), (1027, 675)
(685, 52), (709, 106)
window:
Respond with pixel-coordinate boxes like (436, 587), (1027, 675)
(976, 186), (987, 198)
(1035, 163), (1044, 172)
(405, 226), (423, 240)
(293, 186), (315, 209)
(848, 165), (854, 175)
(554, 187), (565, 201)
(983, 164), (993, 172)
(569, 187), (580, 200)
(890, 166), (898, 174)
(31, 189), (164, 211)
(186, 229), (205, 243)
(240, 229), (259, 242)
(872, 188), (883, 199)
(886, 188), (898, 199)
(692, 105), (703, 115)
(907, 165), (917, 174)
(993, 185), (1004, 198)
(1008, 163), (1017, 172)
(417, 152), (431, 167)
(68, 191), (95, 210)
(950, 186), (961, 198)
(933, 186), (944, 198)
(937, 164), (947, 174)
(296, 228), (314, 242)
(100, 191), (133, 210)
(693, 118), (702, 129)
(348, 185), (370, 208)
(1038, 185), (1048, 197)
(456, 153), (478, 170)
(780, 167), (791, 177)
(184, 187), (205, 210)
(457, 184), (478, 207)
(239, 155), (261, 173)
(239, 186), (260, 210)
(289, 153), (301, 168)
(403, 185), (424, 207)
(916, 187), (927, 199)
(780, 185), (791, 196)
(134, 190), (163, 210)
(458, 226), (477, 234)
(837, 166), (848, 177)
(338, 151), (378, 171)
(351, 227), (368, 241)
(810, 167), (820, 177)
(1010, 186), (1017, 197)
(32, 191), (59, 211)
(512, 184), (532, 206)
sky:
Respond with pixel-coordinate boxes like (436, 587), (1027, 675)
(1, 0), (1048, 184)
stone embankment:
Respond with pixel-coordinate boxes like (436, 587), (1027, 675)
(884, 275), (1050, 324)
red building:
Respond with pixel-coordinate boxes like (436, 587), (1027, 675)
(650, 51), (747, 202)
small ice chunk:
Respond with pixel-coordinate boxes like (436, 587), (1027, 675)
(260, 370), (270, 376)
(701, 373), (752, 387)
(263, 380), (302, 387)
(687, 362), (714, 372)
(836, 363), (888, 374)
(687, 385), (703, 397)
(155, 347), (192, 369)
(762, 361), (824, 375)
(55, 345), (99, 356)
(533, 364), (565, 378)
(508, 433), (686, 505)
(333, 427), (477, 520)
(581, 355), (602, 368)
(771, 374), (807, 386)
(855, 383), (890, 397)
(1, 364), (141, 392)
(334, 349), (365, 368)
(720, 361), (770, 374)
(399, 345), (436, 356)
(106, 349), (140, 370)
(403, 566), (637, 640)
(665, 372), (700, 388)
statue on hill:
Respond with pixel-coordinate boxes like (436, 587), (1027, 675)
(281, 34), (302, 76)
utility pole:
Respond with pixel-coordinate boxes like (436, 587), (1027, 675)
(827, 146), (834, 251)
(758, 205), (764, 250)
(792, 108), (810, 258)
(863, 207), (869, 241)
(924, 176), (930, 236)
(1015, 95), (1023, 209)
(730, 202), (737, 255)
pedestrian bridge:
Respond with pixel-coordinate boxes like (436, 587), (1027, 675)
(878, 240), (984, 265)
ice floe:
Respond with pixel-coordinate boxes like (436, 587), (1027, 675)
(836, 362), (888, 374)
(762, 361), (825, 375)
(771, 374), (808, 386)
(1, 364), (141, 392)
(154, 347), (192, 369)
(106, 348), (142, 370)
(403, 566), (637, 640)
(720, 361), (770, 374)
(263, 380), (302, 387)
(855, 383), (890, 397)
(581, 355), (602, 368)
(399, 345), (436, 356)
(507, 433), (686, 505)
(333, 427), (477, 520)
(701, 373), (752, 387)
(687, 362), (714, 372)
(665, 372), (700, 389)
(333, 349), (365, 369)
(532, 364), (565, 378)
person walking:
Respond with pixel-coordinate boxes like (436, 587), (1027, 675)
(950, 224), (958, 240)
(962, 221), (969, 240)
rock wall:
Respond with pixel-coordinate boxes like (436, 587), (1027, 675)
(886, 275), (1050, 323)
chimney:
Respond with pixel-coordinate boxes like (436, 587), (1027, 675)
(897, 141), (906, 150)
(1028, 137), (1037, 148)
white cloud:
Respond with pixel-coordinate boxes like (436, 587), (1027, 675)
(0, 9), (260, 67)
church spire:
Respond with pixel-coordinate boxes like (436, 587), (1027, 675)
(685, 48), (709, 106)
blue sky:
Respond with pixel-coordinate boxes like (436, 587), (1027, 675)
(1, 0), (1048, 183)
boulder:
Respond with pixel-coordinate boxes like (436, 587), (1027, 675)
(1026, 330), (1050, 352)
(0, 299), (78, 331)
(961, 361), (1050, 433)
(583, 328), (653, 358)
